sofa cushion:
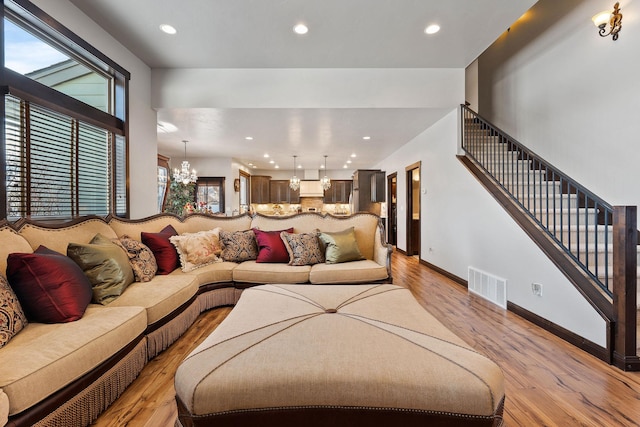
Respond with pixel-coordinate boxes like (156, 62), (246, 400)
(232, 261), (311, 284)
(281, 231), (325, 266)
(318, 227), (365, 264)
(170, 228), (222, 272)
(6, 246), (93, 323)
(0, 275), (27, 349)
(0, 388), (8, 427)
(141, 225), (180, 275)
(0, 226), (33, 277)
(113, 236), (158, 282)
(220, 230), (258, 262)
(170, 261), (237, 287)
(309, 260), (389, 284)
(67, 235), (135, 305)
(253, 228), (293, 263)
(17, 219), (118, 254)
(107, 274), (198, 326)
(0, 305), (146, 416)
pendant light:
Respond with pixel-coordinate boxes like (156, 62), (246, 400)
(320, 155), (331, 191)
(289, 155), (300, 190)
(173, 140), (197, 185)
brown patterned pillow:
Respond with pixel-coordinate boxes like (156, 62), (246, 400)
(280, 231), (325, 266)
(113, 235), (158, 282)
(170, 228), (223, 272)
(0, 274), (28, 348)
(220, 230), (258, 262)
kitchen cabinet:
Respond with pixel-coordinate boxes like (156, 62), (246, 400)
(250, 175), (271, 204)
(270, 180), (300, 204)
(324, 180), (352, 204)
(352, 170), (385, 215)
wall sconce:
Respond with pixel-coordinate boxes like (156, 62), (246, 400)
(592, 2), (623, 40)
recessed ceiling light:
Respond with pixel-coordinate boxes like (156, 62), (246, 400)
(425, 24), (440, 35)
(298, 165), (302, 169)
(350, 153), (357, 158)
(347, 160), (352, 164)
(159, 24), (177, 35)
(264, 154), (269, 158)
(245, 136), (253, 140)
(248, 163), (253, 166)
(293, 23), (308, 35)
(252, 165), (257, 169)
(343, 164), (348, 169)
(362, 136), (371, 140)
(269, 160), (275, 164)
(275, 165), (280, 169)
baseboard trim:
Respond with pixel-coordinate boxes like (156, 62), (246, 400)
(419, 259), (467, 288)
(395, 247), (407, 255)
(420, 260), (611, 366)
(507, 301), (610, 364)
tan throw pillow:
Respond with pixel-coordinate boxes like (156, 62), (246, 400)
(170, 228), (222, 272)
(219, 230), (258, 262)
(112, 235), (158, 282)
(280, 231), (325, 266)
(318, 227), (365, 264)
(0, 274), (27, 348)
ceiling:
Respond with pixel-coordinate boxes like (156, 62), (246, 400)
(69, 0), (537, 172)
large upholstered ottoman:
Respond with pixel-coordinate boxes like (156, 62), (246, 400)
(175, 284), (505, 426)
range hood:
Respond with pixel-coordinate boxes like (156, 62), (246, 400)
(299, 180), (324, 197)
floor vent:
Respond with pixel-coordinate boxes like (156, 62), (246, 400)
(468, 267), (507, 309)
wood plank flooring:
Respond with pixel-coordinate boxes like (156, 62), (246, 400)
(92, 253), (640, 427)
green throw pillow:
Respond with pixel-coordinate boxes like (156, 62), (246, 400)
(318, 227), (365, 264)
(67, 233), (135, 304)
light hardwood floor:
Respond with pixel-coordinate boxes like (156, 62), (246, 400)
(92, 253), (640, 427)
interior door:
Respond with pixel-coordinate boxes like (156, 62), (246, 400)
(387, 173), (397, 246)
(405, 162), (421, 257)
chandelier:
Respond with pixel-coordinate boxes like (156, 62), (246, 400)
(173, 140), (197, 185)
(289, 155), (300, 191)
(320, 155), (331, 191)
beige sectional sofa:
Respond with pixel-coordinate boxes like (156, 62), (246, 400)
(0, 212), (391, 427)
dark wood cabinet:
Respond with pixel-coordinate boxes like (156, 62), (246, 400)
(250, 175), (271, 204)
(352, 170), (385, 215)
(269, 180), (299, 203)
(324, 180), (352, 203)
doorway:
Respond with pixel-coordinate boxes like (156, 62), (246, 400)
(387, 173), (397, 246)
(405, 162), (421, 257)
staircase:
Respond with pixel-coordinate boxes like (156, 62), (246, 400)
(460, 105), (639, 369)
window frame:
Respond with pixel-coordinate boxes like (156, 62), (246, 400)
(1, 0), (130, 220)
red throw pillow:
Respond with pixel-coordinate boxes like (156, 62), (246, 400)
(253, 228), (294, 263)
(141, 224), (180, 274)
(6, 245), (93, 323)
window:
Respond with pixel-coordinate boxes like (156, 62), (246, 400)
(195, 177), (225, 214)
(5, 95), (111, 218)
(1, 0), (130, 220)
(239, 171), (250, 214)
(4, 18), (111, 113)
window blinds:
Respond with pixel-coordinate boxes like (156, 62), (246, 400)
(5, 94), (116, 219)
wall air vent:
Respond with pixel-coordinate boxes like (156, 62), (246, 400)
(468, 267), (507, 309)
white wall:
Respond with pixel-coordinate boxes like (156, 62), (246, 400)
(465, 59), (479, 111)
(478, 0), (640, 212)
(32, 0), (159, 219)
(377, 109), (606, 346)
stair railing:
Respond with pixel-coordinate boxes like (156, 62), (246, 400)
(461, 105), (613, 296)
(461, 105), (639, 370)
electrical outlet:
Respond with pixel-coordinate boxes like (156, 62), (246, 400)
(531, 282), (543, 297)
